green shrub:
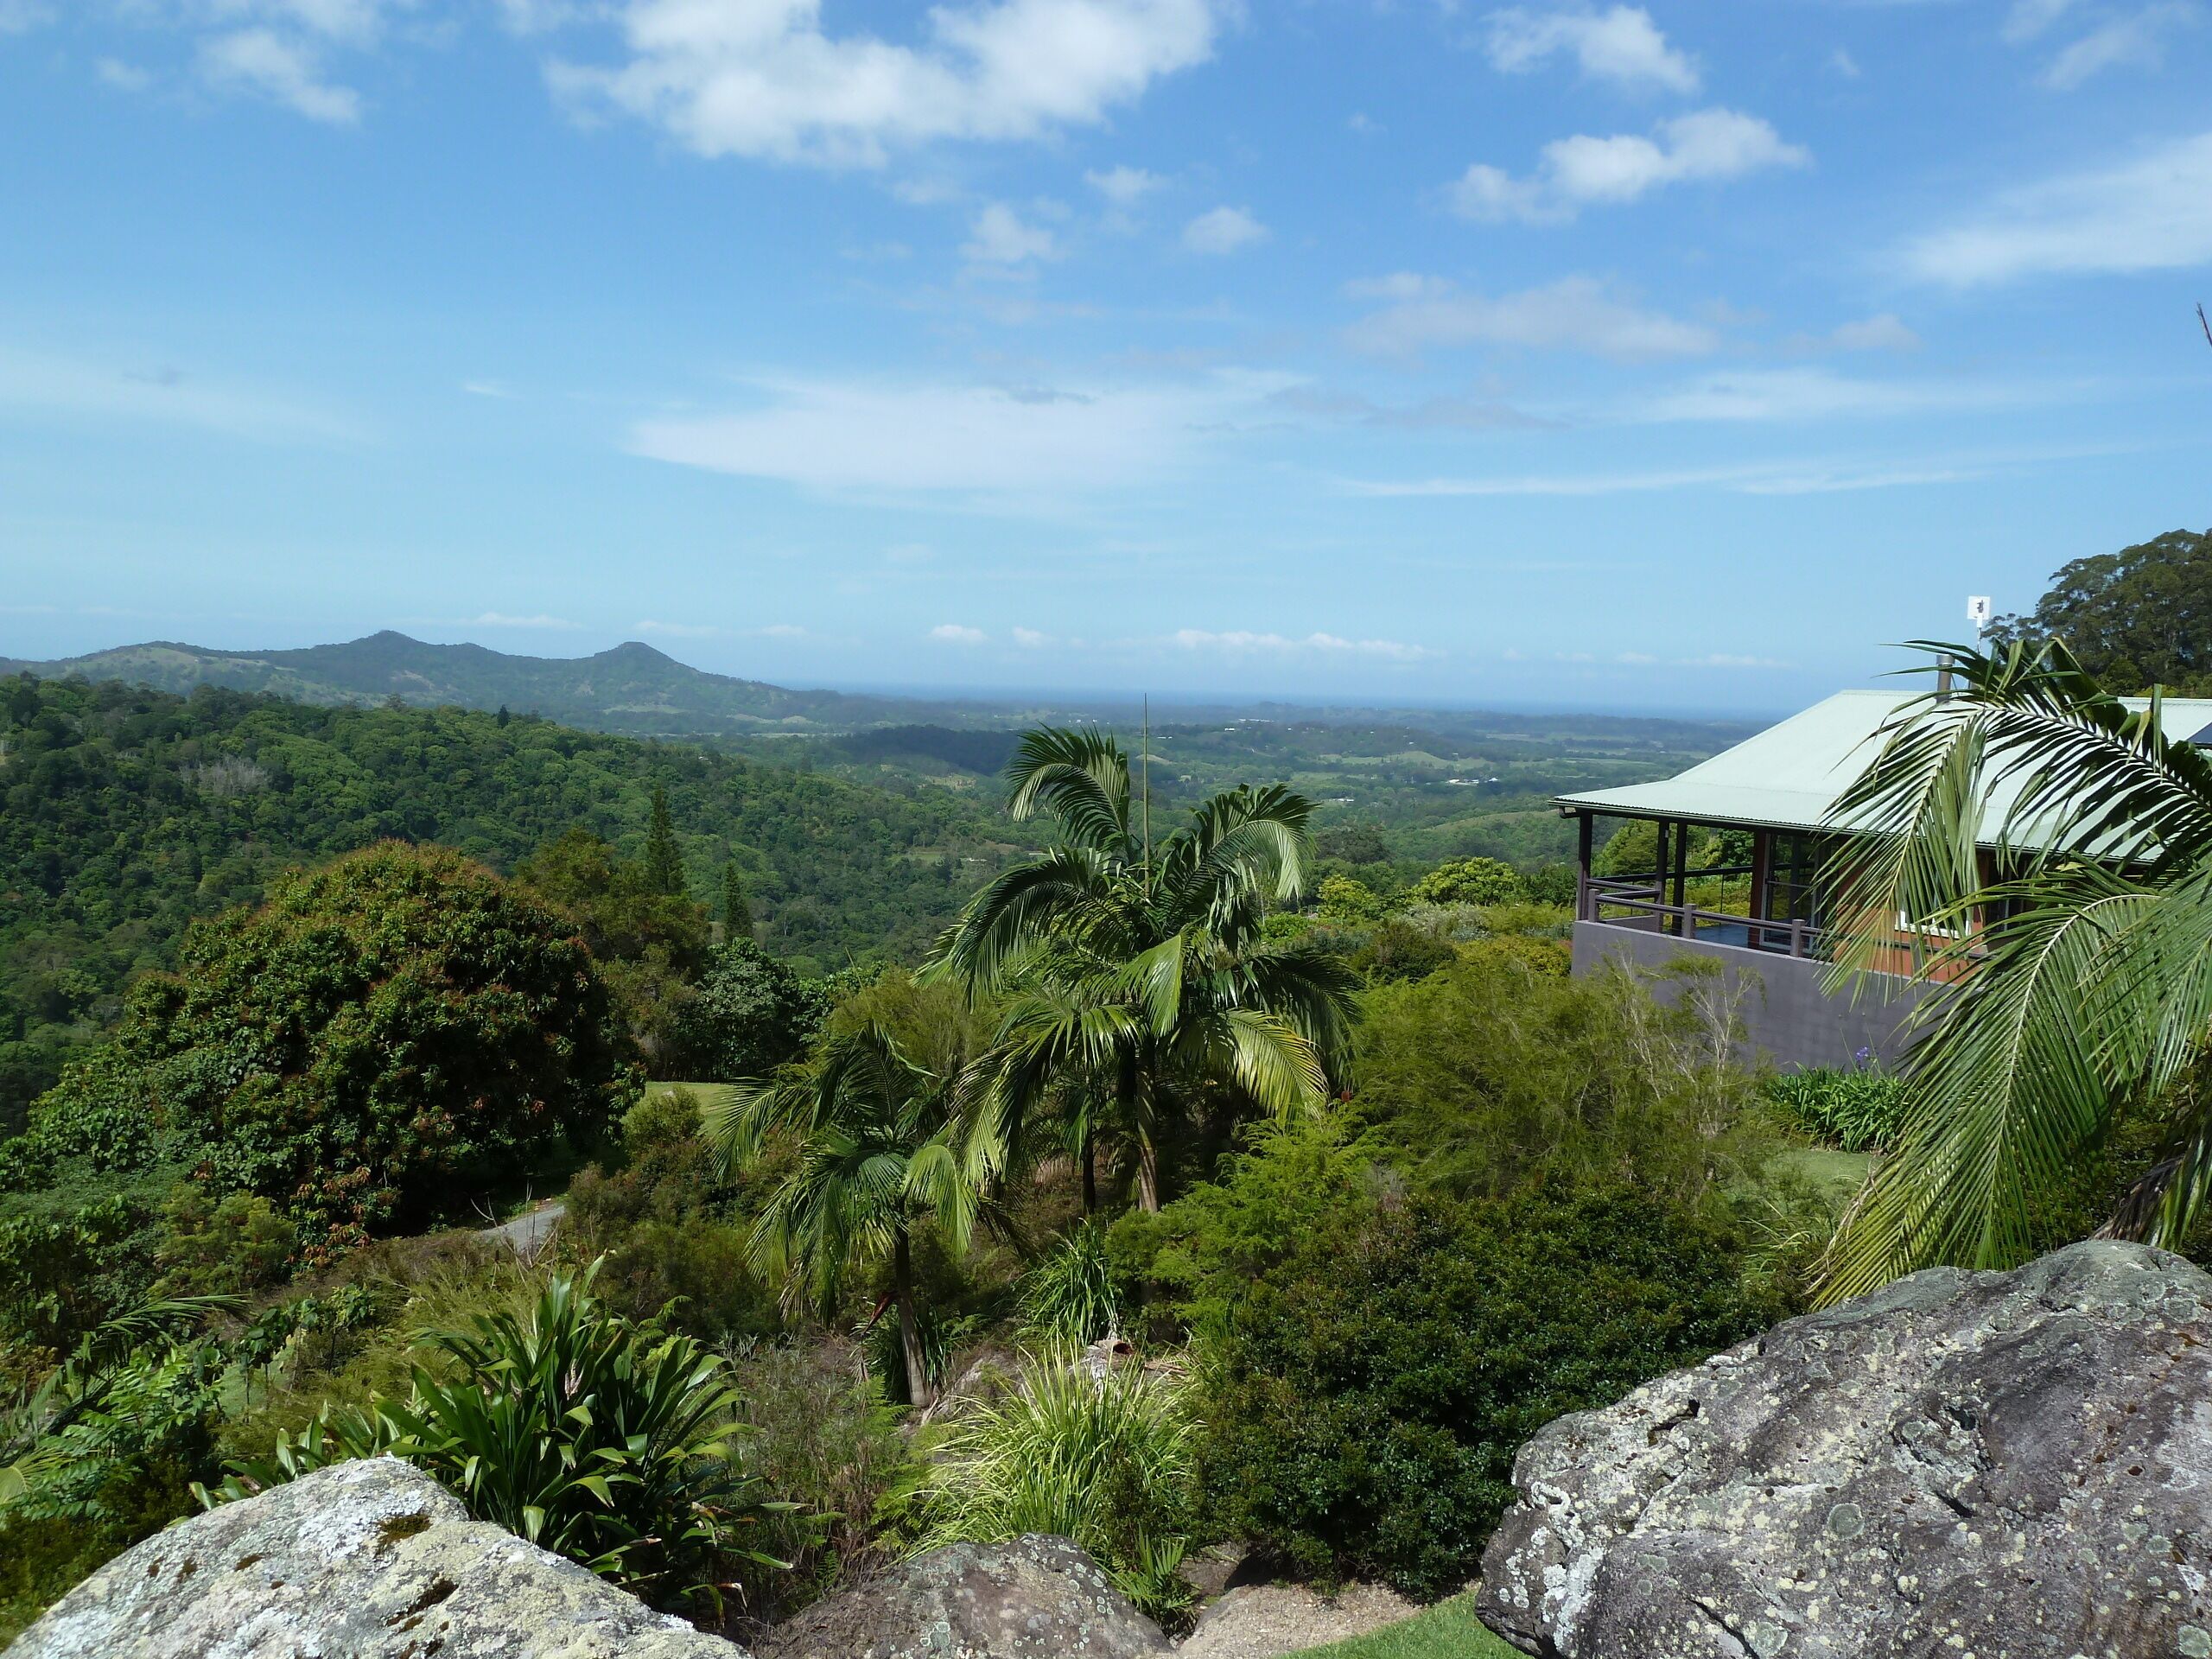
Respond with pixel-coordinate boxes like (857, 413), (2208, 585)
(1016, 1222), (1122, 1344)
(917, 1350), (1198, 1619)
(1195, 1188), (1777, 1597)
(1316, 875), (1387, 925)
(728, 1338), (919, 1614)
(203, 1263), (785, 1614)
(18, 844), (630, 1262)
(668, 942), (830, 1083)
(1348, 921), (1458, 986)
(1351, 954), (1780, 1205)
(1765, 1066), (1910, 1153)
(1408, 858), (1523, 907)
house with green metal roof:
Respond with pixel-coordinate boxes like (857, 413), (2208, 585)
(1554, 688), (2212, 1068)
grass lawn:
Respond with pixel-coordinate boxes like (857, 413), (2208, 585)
(1777, 1145), (1875, 1203)
(1286, 1596), (1521, 1659)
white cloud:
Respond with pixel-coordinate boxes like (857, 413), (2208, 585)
(1012, 626), (1052, 646)
(1789, 313), (1923, 353)
(462, 378), (520, 398)
(1483, 5), (1698, 92)
(550, 0), (1220, 167)
(2005, 0), (2077, 40)
(0, 345), (359, 443)
(635, 618), (724, 636)
(1182, 205), (1267, 255)
(1451, 108), (1808, 221)
(1629, 366), (2024, 423)
(931, 623), (988, 644)
(200, 28), (362, 123)
(963, 202), (1060, 264)
(755, 622), (809, 637)
(2038, 3), (2196, 88)
(1345, 275), (1719, 361)
(468, 612), (581, 629)
(1897, 130), (2212, 283)
(0, 0), (53, 33)
(1343, 457), (2000, 498)
(632, 374), (1243, 493)
(1828, 47), (1859, 79)
(1169, 629), (1439, 662)
(1086, 163), (1161, 205)
(97, 58), (155, 92)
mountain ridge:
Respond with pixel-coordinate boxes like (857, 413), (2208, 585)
(0, 631), (931, 738)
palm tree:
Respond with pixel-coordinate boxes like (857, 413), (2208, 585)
(1816, 637), (2212, 1302)
(707, 983), (984, 1408)
(929, 726), (1358, 1211)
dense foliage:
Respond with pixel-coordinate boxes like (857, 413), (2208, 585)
(1190, 1179), (1776, 1595)
(7, 844), (626, 1290)
(0, 699), (1860, 1648)
(1986, 526), (2212, 694)
(1766, 1067), (1909, 1153)
(202, 1265), (783, 1613)
(918, 1352), (1198, 1618)
(0, 673), (1010, 1126)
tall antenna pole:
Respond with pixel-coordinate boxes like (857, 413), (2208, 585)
(1141, 693), (1153, 893)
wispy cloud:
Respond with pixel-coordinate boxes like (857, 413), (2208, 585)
(1341, 455), (2012, 498)
(1087, 164), (1162, 205)
(631, 373), (1251, 493)
(550, 0), (1220, 167)
(466, 611), (581, 629)
(1169, 628), (1439, 662)
(963, 202), (1060, 266)
(1345, 275), (1719, 360)
(1482, 5), (1699, 93)
(1625, 366), (2025, 424)
(2037, 3), (2196, 88)
(931, 622), (988, 644)
(1182, 206), (1268, 255)
(0, 346), (359, 444)
(1787, 314), (1923, 354)
(1896, 130), (2212, 283)
(199, 29), (362, 124)
(1450, 108), (1808, 222)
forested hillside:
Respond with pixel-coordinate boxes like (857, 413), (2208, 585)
(0, 675), (1015, 1126)
(0, 632), (931, 737)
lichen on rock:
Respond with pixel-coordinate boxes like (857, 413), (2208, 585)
(8, 1456), (741, 1659)
(1478, 1239), (2212, 1657)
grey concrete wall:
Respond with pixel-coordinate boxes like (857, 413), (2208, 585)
(1571, 919), (1929, 1071)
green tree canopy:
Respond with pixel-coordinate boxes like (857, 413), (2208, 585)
(641, 783), (688, 899)
(16, 842), (629, 1257)
(1986, 526), (2212, 694)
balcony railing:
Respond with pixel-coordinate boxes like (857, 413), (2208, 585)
(1577, 870), (1830, 961)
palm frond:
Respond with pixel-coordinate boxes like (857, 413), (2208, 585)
(1005, 728), (1134, 854)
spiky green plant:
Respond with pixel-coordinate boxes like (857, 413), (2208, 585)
(200, 1263), (783, 1612)
(929, 726), (1358, 1212)
(1818, 638), (2212, 1301)
(916, 1348), (1197, 1618)
(1016, 1222), (1122, 1344)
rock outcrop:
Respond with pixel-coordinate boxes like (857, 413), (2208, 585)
(10, 1456), (740, 1659)
(1479, 1240), (2212, 1657)
(753, 1535), (1172, 1659)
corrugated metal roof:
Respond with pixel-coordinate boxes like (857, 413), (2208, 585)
(1556, 688), (2212, 841)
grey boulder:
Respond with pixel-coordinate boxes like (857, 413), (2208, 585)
(1478, 1239), (2212, 1657)
(9, 1455), (740, 1659)
(754, 1535), (1171, 1659)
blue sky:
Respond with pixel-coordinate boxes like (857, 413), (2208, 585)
(2, 0), (2208, 715)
